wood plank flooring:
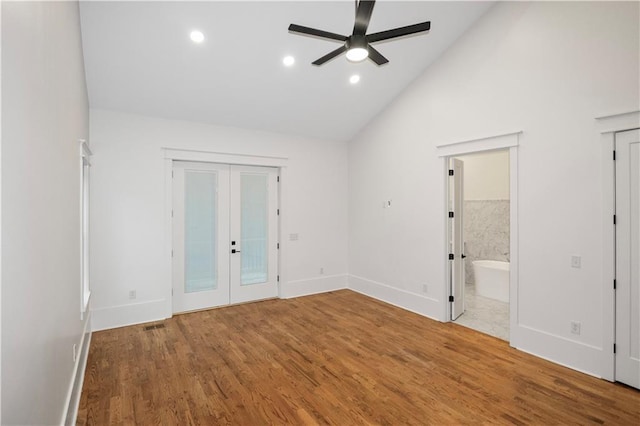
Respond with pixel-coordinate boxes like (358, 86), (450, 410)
(77, 290), (640, 425)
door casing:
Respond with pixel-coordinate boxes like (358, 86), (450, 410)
(596, 109), (640, 381)
(437, 132), (519, 346)
(613, 128), (640, 388)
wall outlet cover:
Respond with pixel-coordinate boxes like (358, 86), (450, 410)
(570, 321), (581, 335)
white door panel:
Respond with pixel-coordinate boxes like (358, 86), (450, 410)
(615, 128), (640, 389)
(230, 165), (279, 304)
(450, 158), (465, 320)
(173, 162), (230, 312)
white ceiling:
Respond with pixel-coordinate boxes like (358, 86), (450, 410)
(79, 1), (493, 142)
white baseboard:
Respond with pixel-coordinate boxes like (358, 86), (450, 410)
(280, 274), (347, 299)
(348, 274), (441, 321)
(91, 299), (168, 331)
(511, 324), (605, 378)
(61, 312), (92, 426)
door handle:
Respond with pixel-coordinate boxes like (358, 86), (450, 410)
(231, 249), (241, 254)
(461, 254), (467, 259)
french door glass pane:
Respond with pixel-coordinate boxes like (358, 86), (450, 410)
(241, 174), (268, 285)
(185, 171), (218, 293)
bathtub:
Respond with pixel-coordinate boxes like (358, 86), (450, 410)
(472, 260), (510, 303)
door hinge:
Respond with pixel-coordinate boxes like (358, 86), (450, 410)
(613, 343), (616, 354)
(613, 150), (616, 161)
(277, 242), (280, 249)
(277, 209), (280, 216)
(448, 169), (454, 176)
(613, 214), (616, 225)
(448, 211), (454, 218)
(171, 210), (174, 218)
(448, 253), (454, 260)
(614, 279), (616, 290)
(171, 249), (174, 257)
(449, 295), (454, 302)
(277, 176), (280, 182)
(277, 275), (280, 282)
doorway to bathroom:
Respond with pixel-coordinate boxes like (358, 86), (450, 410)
(447, 149), (511, 341)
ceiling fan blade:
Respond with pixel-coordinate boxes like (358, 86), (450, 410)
(289, 24), (348, 41)
(312, 45), (348, 65)
(367, 45), (389, 65)
(353, 0), (376, 36)
(288, 24), (348, 42)
(367, 21), (431, 44)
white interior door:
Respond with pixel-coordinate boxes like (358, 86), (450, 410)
(615, 128), (640, 389)
(172, 162), (230, 312)
(173, 162), (279, 313)
(450, 158), (465, 320)
(229, 166), (279, 304)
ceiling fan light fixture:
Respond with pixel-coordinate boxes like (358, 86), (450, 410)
(190, 30), (205, 43)
(346, 47), (369, 62)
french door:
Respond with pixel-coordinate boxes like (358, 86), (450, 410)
(615, 129), (640, 389)
(172, 161), (279, 313)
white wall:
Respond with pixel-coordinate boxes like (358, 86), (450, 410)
(89, 109), (348, 330)
(1, 2), (90, 424)
(455, 150), (509, 200)
(348, 1), (639, 378)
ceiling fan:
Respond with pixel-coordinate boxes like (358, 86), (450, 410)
(288, 0), (431, 66)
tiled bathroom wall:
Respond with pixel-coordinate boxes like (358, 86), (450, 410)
(464, 200), (510, 284)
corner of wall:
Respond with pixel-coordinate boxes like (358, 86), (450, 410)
(347, 275), (443, 322)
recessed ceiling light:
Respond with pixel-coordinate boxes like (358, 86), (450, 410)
(349, 74), (360, 84)
(283, 56), (295, 67)
(190, 30), (205, 43)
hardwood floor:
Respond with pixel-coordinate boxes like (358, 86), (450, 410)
(78, 290), (639, 425)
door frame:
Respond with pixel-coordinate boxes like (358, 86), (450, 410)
(162, 148), (288, 319)
(595, 109), (640, 381)
(437, 131), (520, 346)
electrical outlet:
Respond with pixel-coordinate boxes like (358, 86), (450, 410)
(571, 255), (581, 269)
(72, 344), (77, 362)
(570, 321), (581, 335)
(129, 290), (136, 300)
(423, 284), (428, 294)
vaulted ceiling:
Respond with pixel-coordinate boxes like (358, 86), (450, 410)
(79, 1), (493, 141)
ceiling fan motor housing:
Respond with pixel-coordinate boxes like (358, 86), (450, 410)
(347, 35), (367, 50)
